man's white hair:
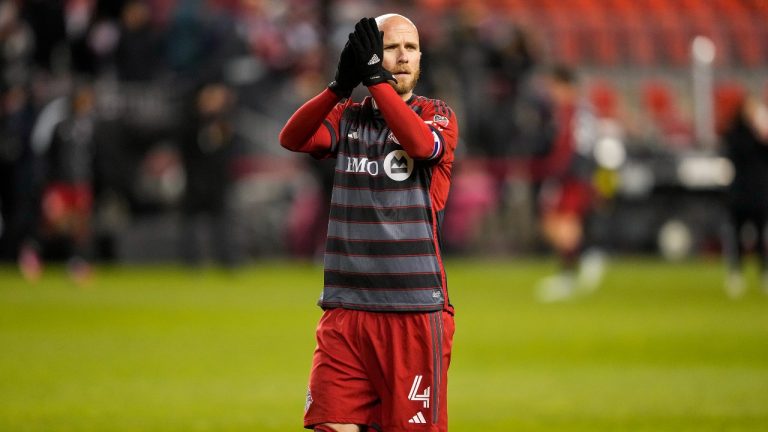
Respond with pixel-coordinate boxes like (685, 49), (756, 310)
(375, 13), (417, 29)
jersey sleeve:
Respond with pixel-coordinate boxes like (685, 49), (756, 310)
(319, 99), (351, 158)
(422, 99), (459, 212)
(418, 98), (459, 164)
(369, 84), (442, 160)
(278, 88), (350, 158)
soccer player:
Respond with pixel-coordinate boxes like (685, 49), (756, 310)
(531, 65), (604, 302)
(279, 14), (458, 432)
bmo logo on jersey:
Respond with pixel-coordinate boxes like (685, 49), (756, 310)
(383, 150), (413, 181)
(345, 150), (414, 181)
(346, 156), (379, 176)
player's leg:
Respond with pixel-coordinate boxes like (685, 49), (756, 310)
(536, 210), (583, 302)
(755, 211), (768, 293)
(536, 179), (598, 301)
(434, 311), (455, 430)
(724, 207), (747, 297)
(576, 208), (605, 292)
(304, 309), (379, 430)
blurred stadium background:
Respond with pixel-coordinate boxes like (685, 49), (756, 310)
(3, 0), (767, 265)
(1, 0), (767, 430)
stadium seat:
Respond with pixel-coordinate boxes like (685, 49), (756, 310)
(642, 80), (694, 147)
(416, 0), (451, 10)
(589, 80), (620, 119)
(507, 0), (768, 68)
(727, 14), (764, 67)
(546, 11), (582, 65)
(627, 20), (656, 66)
(501, 0), (537, 27)
(643, 81), (673, 118)
(588, 17), (620, 66)
(658, 23), (690, 67)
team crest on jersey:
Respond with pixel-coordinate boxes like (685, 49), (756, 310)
(384, 150), (414, 181)
(432, 114), (449, 128)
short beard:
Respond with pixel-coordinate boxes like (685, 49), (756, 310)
(391, 68), (420, 95)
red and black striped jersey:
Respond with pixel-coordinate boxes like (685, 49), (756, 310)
(315, 94), (459, 312)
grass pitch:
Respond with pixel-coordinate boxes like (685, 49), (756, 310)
(1, 258), (767, 431)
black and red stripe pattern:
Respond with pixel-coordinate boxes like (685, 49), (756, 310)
(318, 95), (458, 312)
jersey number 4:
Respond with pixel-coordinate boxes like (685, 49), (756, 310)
(408, 375), (431, 408)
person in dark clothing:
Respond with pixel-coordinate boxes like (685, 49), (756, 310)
(0, 85), (39, 268)
(115, 0), (161, 82)
(39, 83), (98, 284)
(178, 81), (239, 267)
(720, 92), (768, 297)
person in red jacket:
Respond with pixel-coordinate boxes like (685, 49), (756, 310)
(279, 15), (459, 432)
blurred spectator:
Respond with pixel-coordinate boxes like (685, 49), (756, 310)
(165, 0), (210, 81)
(64, 0), (99, 76)
(115, 0), (162, 81)
(39, 83), (98, 284)
(0, 0), (766, 265)
(718, 89), (768, 298)
(531, 65), (604, 302)
(18, 0), (63, 73)
(178, 81), (241, 268)
(440, 11), (549, 254)
(165, 0), (241, 89)
(452, 11), (544, 158)
(0, 85), (40, 272)
(1, 0), (35, 88)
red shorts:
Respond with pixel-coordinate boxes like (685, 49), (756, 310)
(304, 308), (455, 431)
(42, 182), (93, 224)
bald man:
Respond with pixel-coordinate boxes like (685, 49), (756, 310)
(280, 14), (459, 432)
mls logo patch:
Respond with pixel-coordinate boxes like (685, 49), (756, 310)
(383, 150), (414, 181)
(432, 114), (449, 128)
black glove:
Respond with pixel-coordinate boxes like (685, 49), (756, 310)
(328, 35), (361, 98)
(349, 17), (396, 87)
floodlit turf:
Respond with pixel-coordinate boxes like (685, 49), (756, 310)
(1, 258), (767, 431)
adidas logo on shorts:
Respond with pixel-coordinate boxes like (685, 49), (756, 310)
(408, 411), (427, 424)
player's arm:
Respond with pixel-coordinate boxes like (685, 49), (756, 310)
(278, 89), (340, 154)
(369, 84), (441, 160)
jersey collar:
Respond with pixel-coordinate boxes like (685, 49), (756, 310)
(370, 94), (417, 113)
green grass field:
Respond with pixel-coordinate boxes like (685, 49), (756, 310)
(1, 258), (767, 431)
